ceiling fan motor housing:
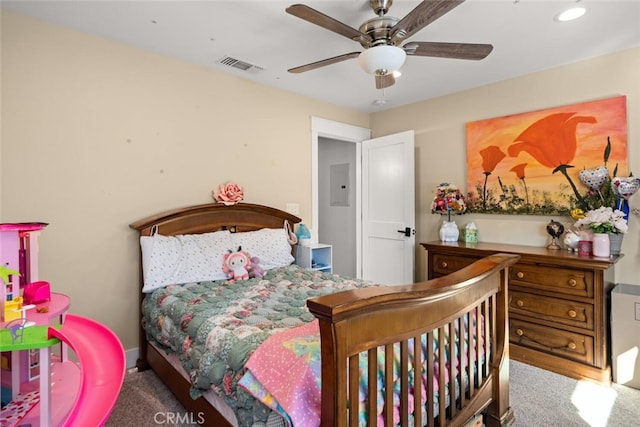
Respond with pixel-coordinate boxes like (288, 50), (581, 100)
(359, 16), (400, 48)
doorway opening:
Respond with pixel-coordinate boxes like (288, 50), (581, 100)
(311, 118), (415, 284)
(311, 117), (370, 278)
(318, 137), (357, 277)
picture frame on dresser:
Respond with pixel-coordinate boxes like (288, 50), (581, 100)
(422, 240), (620, 384)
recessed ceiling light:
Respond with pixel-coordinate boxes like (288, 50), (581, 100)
(556, 6), (587, 22)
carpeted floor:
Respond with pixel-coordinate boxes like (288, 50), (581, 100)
(510, 361), (640, 426)
(105, 366), (192, 427)
(106, 360), (640, 426)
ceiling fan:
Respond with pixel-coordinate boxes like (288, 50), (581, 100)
(286, 0), (493, 89)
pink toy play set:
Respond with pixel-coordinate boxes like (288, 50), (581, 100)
(1, 223), (125, 426)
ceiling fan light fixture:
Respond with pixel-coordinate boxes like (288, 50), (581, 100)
(357, 45), (406, 75)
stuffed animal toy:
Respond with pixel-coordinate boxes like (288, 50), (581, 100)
(249, 256), (264, 279)
(223, 246), (251, 282)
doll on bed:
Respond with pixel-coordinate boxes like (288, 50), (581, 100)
(222, 247), (251, 282)
(222, 247), (264, 282)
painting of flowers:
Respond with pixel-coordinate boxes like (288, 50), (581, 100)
(466, 95), (628, 215)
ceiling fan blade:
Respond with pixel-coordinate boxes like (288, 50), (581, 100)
(403, 41), (493, 60)
(391, 0), (465, 44)
(288, 52), (361, 74)
(375, 73), (395, 89)
(286, 4), (371, 44)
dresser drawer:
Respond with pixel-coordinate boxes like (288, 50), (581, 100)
(510, 291), (594, 330)
(510, 264), (594, 298)
(510, 318), (594, 364)
(431, 254), (479, 276)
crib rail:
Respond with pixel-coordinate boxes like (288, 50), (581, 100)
(308, 253), (519, 427)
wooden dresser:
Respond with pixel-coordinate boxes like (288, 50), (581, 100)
(421, 241), (620, 383)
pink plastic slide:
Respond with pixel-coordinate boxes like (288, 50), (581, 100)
(48, 314), (125, 426)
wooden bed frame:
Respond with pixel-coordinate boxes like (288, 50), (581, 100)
(130, 203), (519, 427)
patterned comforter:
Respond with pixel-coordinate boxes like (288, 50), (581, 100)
(141, 265), (376, 427)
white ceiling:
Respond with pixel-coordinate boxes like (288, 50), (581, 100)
(3, 0), (639, 113)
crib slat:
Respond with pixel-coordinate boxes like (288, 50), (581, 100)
(491, 294), (497, 365)
(426, 332), (435, 427)
(468, 310), (475, 398)
(459, 315), (466, 408)
(448, 321), (457, 418)
(349, 354), (359, 426)
(413, 336), (423, 427)
(437, 326), (446, 427)
(366, 348), (375, 426)
(384, 344), (394, 426)
(400, 340), (409, 426)
(483, 300), (490, 378)
(476, 305), (482, 387)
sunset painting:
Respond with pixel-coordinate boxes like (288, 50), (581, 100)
(466, 96), (628, 215)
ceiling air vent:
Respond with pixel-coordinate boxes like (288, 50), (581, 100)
(217, 56), (264, 74)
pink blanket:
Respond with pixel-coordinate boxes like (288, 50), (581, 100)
(241, 320), (322, 427)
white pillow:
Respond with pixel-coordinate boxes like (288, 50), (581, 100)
(140, 230), (232, 293)
(230, 228), (294, 271)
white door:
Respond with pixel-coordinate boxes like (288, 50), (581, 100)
(362, 130), (415, 285)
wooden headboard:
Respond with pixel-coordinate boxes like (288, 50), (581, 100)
(129, 202), (301, 237)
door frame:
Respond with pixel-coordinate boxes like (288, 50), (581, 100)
(311, 116), (371, 279)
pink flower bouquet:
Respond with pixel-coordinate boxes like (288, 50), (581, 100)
(213, 182), (244, 206)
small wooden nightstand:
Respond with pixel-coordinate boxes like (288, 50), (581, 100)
(295, 243), (332, 273)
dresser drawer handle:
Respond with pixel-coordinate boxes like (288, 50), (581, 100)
(567, 342), (577, 351)
(440, 261), (448, 269)
(516, 300), (524, 307)
(516, 328), (524, 336)
(516, 272), (524, 279)
(568, 309), (577, 318)
(568, 278), (577, 287)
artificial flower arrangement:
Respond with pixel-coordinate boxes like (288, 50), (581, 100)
(561, 138), (639, 255)
(570, 139), (638, 233)
(432, 183), (466, 222)
(212, 181), (244, 206)
(572, 206), (628, 235)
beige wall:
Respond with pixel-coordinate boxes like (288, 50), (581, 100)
(0, 11), (369, 351)
(2, 10), (639, 354)
(371, 47), (640, 285)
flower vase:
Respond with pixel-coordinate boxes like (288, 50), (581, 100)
(608, 233), (624, 256)
(440, 220), (459, 242)
(592, 233), (610, 258)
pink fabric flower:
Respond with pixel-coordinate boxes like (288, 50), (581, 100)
(213, 182), (244, 205)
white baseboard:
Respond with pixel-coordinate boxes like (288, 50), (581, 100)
(125, 347), (139, 370)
